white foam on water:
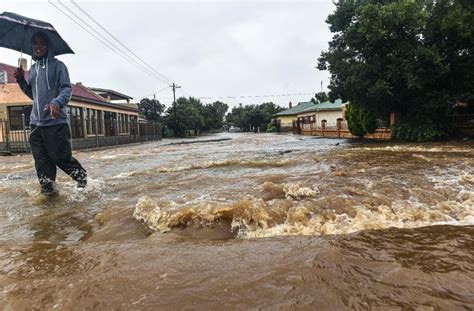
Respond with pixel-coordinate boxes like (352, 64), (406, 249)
(353, 145), (473, 153)
(283, 183), (319, 199)
(243, 196), (474, 238)
(59, 178), (104, 203)
(89, 154), (118, 160)
(412, 154), (432, 161)
(133, 177), (474, 239)
(110, 171), (136, 179)
(133, 196), (166, 231)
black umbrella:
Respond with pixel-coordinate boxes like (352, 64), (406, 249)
(0, 11), (74, 57)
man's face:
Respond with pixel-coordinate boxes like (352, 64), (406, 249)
(31, 35), (48, 59)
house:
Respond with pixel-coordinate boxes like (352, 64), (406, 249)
(272, 99), (345, 134)
(0, 62), (160, 152)
(296, 99), (345, 132)
(272, 101), (317, 132)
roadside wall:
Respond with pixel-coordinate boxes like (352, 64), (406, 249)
(301, 125), (391, 140)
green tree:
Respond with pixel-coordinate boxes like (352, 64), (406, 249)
(187, 97), (205, 135)
(318, 0), (474, 140)
(345, 103), (377, 137)
(344, 103), (365, 137)
(226, 104), (253, 131)
(258, 102), (285, 132)
(138, 98), (165, 124)
(164, 97), (204, 137)
(225, 102), (284, 132)
(312, 92), (330, 104)
(201, 101), (229, 131)
(248, 107), (266, 132)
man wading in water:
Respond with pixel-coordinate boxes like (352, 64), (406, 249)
(14, 32), (87, 195)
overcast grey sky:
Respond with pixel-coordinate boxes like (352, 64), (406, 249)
(1, 0), (335, 108)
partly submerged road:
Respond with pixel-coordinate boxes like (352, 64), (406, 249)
(1, 133), (473, 309)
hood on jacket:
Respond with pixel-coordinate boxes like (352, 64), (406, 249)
(31, 30), (56, 92)
(31, 30), (55, 61)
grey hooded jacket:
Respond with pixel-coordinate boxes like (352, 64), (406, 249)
(17, 35), (72, 127)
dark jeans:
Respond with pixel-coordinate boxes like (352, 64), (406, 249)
(29, 123), (87, 186)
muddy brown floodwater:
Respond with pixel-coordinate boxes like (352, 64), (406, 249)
(0, 133), (473, 310)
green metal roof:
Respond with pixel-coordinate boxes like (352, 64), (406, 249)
(306, 99), (343, 111)
(273, 101), (316, 116)
(273, 99), (343, 117)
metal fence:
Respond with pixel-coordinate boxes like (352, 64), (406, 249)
(447, 114), (474, 126)
(0, 114), (162, 154)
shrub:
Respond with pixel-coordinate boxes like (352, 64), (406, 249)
(391, 120), (444, 141)
(345, 103), (377, 137)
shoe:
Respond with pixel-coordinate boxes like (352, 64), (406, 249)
(77, 178), (87, 189)
(41, 182), (55, 195)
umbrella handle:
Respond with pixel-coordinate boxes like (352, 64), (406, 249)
(19, 23), (29, 68)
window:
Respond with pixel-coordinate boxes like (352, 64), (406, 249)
(96, 110), (103, 135)
(8, 106), (32, 130)
(115, 113), (131, 134)
(69, 106), (84, 138)
(130, 115), (138, 135)
(119, 113), (125, 134)
(104, 111), (116, 136)
(86, 108), (93, 135)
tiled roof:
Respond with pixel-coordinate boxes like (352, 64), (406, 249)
(0, 83), (31, 104)
(72, 83), (108, 102)
(0, 62), (104, 103)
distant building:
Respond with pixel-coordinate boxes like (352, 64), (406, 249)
(272, 99), (345, 133)
(272, 101), (316, 132)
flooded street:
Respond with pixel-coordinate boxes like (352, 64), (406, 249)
(0, 133), (473, 310)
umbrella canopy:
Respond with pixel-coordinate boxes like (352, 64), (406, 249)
(0, 11), (74, 57)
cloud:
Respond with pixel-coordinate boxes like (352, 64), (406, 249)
(1, 1), (335, 107)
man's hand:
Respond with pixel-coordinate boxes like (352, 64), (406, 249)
(14, 67), (25, 81)
(44, 103), (60, 119)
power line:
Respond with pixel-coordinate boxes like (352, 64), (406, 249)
(139, 86), (170, 100)
(49, 0), (160, 82)
(50, 1), (314, 107)
(49, 0), (171, 85)
(196, 92), (315, 100)
(55, 0), (166, 83)
(139, 90), (315, 103)
(70, 0), (173, 85)
(176, 88), (191, 98)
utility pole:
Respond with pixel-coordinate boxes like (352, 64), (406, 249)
(170, 83), (181, 104)
(170, 83), (181, 133)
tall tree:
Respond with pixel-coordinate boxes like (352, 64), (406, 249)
(226, 104), (252, 131)
(164, 97), (204, 137)
(318, 0), (474, 140)
(138, 98), (165, 124)
(313, 92), (330, 103)
(226, 102), (284, 132)
(201, 101), (229, 131)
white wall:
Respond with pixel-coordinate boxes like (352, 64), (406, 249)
(314, 110), (343, 127)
